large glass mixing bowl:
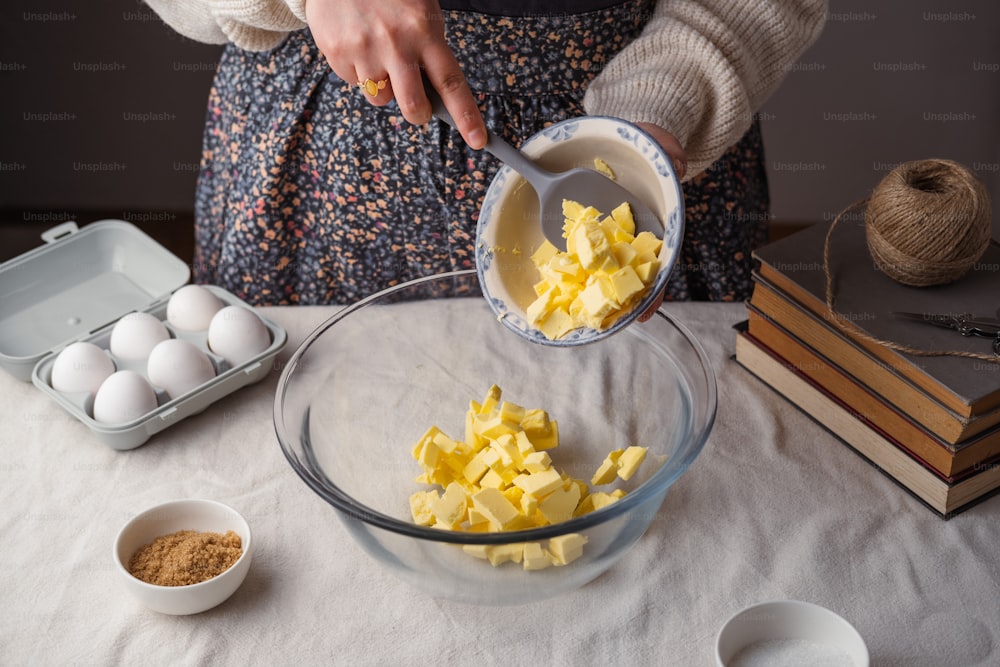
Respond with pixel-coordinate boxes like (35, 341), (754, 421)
(274, 270), (716, 605)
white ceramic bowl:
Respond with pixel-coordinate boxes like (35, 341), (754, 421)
(113, 499), (253, 615)
(476, 116), (684, 346)
(716, 600), (870, 666)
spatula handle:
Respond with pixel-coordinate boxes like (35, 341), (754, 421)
(421, 75), (549, 189)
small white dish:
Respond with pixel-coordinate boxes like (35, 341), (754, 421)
(113, 499), (253, 615)
(716, 600), (869, 666)
(476, 116), (684, 346)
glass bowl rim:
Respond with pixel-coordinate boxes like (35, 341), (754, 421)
(273, 269), (717, 544)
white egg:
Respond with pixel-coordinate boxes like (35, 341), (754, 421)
(109, 312), (170, 361)
(93, 370), (159, 424)
(147, 339), (216, 399)
(51, 341), (116, 395)
(166, 285), (225, 332)
(207, 305), (271, 366)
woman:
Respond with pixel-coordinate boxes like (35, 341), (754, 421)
(144, 0), (827, 304)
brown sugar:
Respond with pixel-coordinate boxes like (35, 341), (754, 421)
(128, 530), (243, 586)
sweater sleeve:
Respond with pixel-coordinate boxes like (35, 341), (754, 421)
(583, 0), (828, 179)
(143, 0), (308, 52)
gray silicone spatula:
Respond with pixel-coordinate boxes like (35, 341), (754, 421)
(423, 81), (662, 249)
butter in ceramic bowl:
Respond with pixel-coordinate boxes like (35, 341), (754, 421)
(476, 116), (684, 346)
(523, 199), (664, 340)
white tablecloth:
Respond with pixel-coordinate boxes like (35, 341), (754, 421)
(3, 302), (998, 666)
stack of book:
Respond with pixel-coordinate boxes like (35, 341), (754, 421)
(736, 219), (1000, 518)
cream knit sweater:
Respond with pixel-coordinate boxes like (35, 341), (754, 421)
(144, 0), (827, 178)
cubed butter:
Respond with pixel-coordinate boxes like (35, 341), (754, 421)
(410, 385), (650, 571)
(608, 265), (646, 304)
(513, 468), (564, 498)
(592, 449), (624, 485)
(589, 492), (620, 511)
(520, 408), (550, 436)
(478, 415), (519, 440)
(479, 468), (505, 490)
(462, 450), (490, 485)
(431, 482), (468, 529)
(537, 308), (577, 341)
(520, 492), (538, 516)
(593, 158), (615, 180)
(480, 385), (502, 415)
(491, 434), (519, 468)
(522, 451), (552, 473)
(441, 451), (468, 478)
(467, 508), (488, 527)
(573, 221), (613, 272)
(616, 446), (648, 481)
(579, 278), (618, 319)
(549, 533), (588, 566)
(525, 199), (661, 340)
(537, 484), (582, 525)
(610, 202), (636, 236)
(635, 260), (660, 284)
(549, 255), (586, 281)
(409, 490), (439, 526)
(531, 240), (559, 267)
(631, 231), (662, 258)
(612, 241), (638, 268)
(526, 286), (557, 324)
(486, 543), (524, 566)
(465, 410), (486, 452)
(529, 420), (559, 452)
(419, 440), (443, 471)
(499, 401), (525, 423)
(523, 542), (553, 570)
(471, 488), (521, 529)
(502, 485), (524, 506)
(514, 430), (536, 457)
(432, 431), (461, 454)
(462, 544), (490, 559)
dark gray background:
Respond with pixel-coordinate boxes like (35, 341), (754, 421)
(1, 0), (998, 263)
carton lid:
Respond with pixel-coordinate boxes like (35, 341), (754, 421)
(0, 220), (190, 380)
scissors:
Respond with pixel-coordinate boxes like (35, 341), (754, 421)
(891, 311), (1000, 355)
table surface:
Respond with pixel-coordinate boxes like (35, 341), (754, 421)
(3, 302), (998, 667)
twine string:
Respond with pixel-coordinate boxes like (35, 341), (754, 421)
(866, 159), (992, 286)
(822, 159), (999, 363)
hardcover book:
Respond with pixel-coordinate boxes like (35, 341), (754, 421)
(746, 303), (1000, 477)
(734, 324), (1000, 518)
(752, 219), (1000, 419)
(749, 276), (1000, 443)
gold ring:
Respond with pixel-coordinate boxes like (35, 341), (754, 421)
(357, 78), (388, 96)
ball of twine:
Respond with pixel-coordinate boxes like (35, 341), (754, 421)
(865, 158), (992, 286)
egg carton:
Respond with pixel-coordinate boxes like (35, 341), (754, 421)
(0, 220), (287, 450)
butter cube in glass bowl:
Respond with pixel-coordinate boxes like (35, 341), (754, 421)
(274, 270), (716, 606)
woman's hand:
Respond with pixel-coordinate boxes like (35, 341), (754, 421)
(636, 122), (687, 180)
(305, 0), (487, 149)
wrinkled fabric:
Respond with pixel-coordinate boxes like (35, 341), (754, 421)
(4, 303), (1000, 667)
(193, 1), (768, 305)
